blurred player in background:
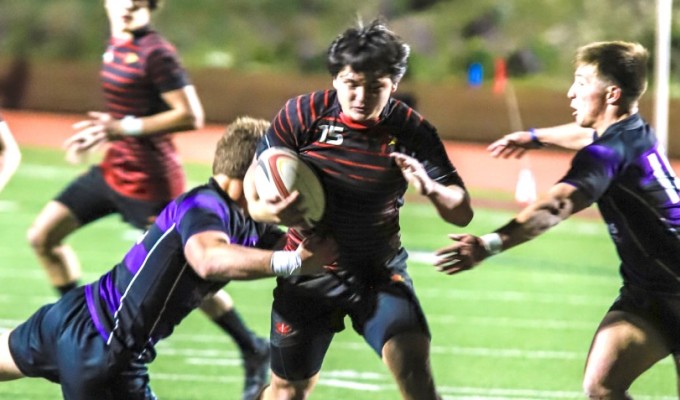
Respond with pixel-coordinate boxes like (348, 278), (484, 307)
(25, 1), (269, 397)
(0, 116), (337, 400)
(244, 19), (473, 400)
(0, 113), (21, 193)
(436, 41), (680, 399)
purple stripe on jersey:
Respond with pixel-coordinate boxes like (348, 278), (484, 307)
(85, 284), (110, 341)
(123, 240), (151, 275)
(177, 192), (228, 223)
(100, 273), (123, 315)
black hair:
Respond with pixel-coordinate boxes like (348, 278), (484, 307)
(327, 19), (410, 83)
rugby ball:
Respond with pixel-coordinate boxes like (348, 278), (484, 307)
(254, 147), (326, 227)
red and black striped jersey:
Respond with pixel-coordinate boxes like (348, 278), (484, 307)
(258, 90), (465, 277)
(99, 27), (190, 201)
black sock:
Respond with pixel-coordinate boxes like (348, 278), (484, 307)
(56, 281), (79, 297)
(213, 309), (260, 354)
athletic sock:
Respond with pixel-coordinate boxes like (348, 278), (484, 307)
(56, 281), (79, 297)
(213, 309), (260, 355)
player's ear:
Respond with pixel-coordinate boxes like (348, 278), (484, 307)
(605, 85), (622, 104)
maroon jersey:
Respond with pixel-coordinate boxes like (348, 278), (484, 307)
(100, 27), (190, 201)
(258, 90), (465, 281)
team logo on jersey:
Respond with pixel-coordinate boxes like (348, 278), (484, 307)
(390, 273), (405, 283)
(125, 53), (139, 64)
(103, 49), (114, 63)
(275, 322), (294, 336)
(318, 125), (344, 145)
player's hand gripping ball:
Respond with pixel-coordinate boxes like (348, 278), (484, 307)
(254, 147), (326, 227)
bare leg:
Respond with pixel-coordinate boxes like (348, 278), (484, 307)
(261, 371), (319, 400)
(583, 310), (670, 400)
(382, 332), (439, 400)
(0, 331), (24, 381)
(199, 290), (235, 317)
(200, 290), (270, 400)
(26, 201), (81, 291)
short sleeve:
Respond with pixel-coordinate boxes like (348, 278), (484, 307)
(559, 144), (622, 202)
(175, 193), (229, 245)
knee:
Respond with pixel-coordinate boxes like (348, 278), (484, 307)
(268, 372), (315, 400)
(583, 376), (626, 400)
(26, 222), (70, 257)
(26, 225), (54, 253)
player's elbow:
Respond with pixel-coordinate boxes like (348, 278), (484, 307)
(192, 259), (227, 282)
(449, 207), (474, 227)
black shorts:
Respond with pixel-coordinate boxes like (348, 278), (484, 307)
(269, 248), (430, 380)
(56, 166), (168, 230)
(609, 283), (680, 353)
(8, 287), (155, 400)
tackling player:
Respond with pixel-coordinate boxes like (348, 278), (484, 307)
(435, 41), (680, 398)
(0, 116), (337, 399)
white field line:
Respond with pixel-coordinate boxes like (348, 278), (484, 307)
(0, 326), (673, 399)
(148, 371), (676, 400)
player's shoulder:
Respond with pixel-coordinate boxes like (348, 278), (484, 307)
(280, 90), (339, 127)
(286, 90), (336, 111)
(136, 29), (177, 56)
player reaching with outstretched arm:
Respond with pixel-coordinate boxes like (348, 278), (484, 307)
(0, 116), (337, 400)
(25, 1), (271, 397)
(435, 41), (680, 399)
(244, 18), (473, 400)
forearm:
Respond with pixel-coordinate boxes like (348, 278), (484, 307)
(111, 85), (205, 138)
(426, 183), (473, 227)
(199, 245), (276, 281)
(532, 123), (594, 150)
(494, 192), (575, 252)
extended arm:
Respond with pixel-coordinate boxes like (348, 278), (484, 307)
(434, 182), (592, 274)
(488, 123), (595, 159)
(0, 120), (21, 192)
(391, 152), (473, 227)
(64, 85), (205, 157)
(184, 230), (337, 281)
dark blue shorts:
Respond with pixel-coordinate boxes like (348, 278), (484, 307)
(8, 287), (155, 400)
(269, 248), (430, 380)
(56, 166), (168, 230)
(609, 283), (680, 353)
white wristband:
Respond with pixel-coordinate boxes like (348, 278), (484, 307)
(480, 233), (503, 256)
(120, 116), (143, 136)
(270, 251), (302, 277)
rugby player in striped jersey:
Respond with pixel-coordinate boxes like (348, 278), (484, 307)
(26, 1), (270, 397)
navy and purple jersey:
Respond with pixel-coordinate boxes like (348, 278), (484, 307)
(258, 90), (465, 281)
(559, 114), (680, 293)
(100, 26), (190, 201)
(84, 179), (283, 357)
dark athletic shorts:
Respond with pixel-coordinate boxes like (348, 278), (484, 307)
(8, 287), (155, 400)
(609, 282), (680, 353)
(269, 248), (430, 380)
(56, 166), (168, 230)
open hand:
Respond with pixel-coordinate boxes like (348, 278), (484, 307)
(487, 131), (541, 159)
(391, 152), (434, 195)
(434, 233), (487, 275)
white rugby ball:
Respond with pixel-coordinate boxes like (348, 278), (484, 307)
(254, 147), (326, 226)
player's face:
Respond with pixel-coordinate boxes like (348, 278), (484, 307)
(333, 66), (397, 123)
(105, 0), (152, 35)
(567, 64), (609, 129)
